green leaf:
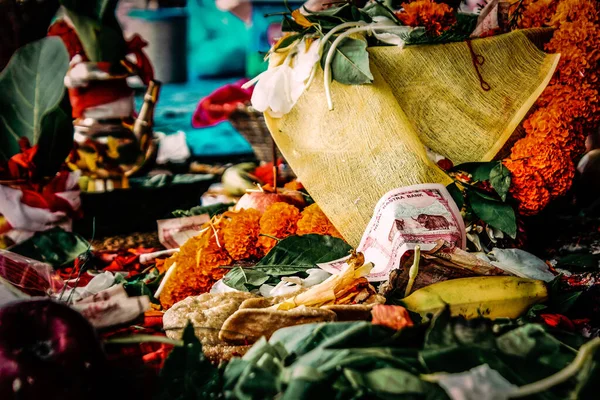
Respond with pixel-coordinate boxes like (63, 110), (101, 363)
(362, 2), (400, 21)
(273, 32), (304, 51)
(282, 14), (306, 32)
(321, 37), (374, 85)
(489, 163), (512, 201)
(556, 253), (600, 272)
(424, 308), (496, 351)
(124, 268), (163, 305)
(9, 227), (89, 267)
(405, 13), (478, 45)
(222, 267), (270, 291)
(60, 0), (126, 63)
(155, 323), (222, 400)
(446, 182), (465, 210)
(33, 93), (74, 178)
(0, 37), (69, 161)
(256, 234), (352, 275)
(171, 202), (235, 218)
(525, 304), (549, 319)
(552, 291), (582, 315)
(451, 162), (498, 182)
(467, 191), (517, 239)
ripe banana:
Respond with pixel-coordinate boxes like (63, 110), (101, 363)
(400, 276), (548, 320)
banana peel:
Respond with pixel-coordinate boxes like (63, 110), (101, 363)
(400, 276), (548, 320)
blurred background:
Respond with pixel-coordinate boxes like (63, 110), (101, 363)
(116, 0), (301, 161)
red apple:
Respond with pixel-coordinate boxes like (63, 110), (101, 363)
(234, 188), (306, 213)
(0, 299), (106, 400)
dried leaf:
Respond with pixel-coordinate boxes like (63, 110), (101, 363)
(292, 9), (313, 28)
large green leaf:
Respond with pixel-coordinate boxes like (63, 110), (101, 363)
(222, 267), (271, 291)
(467, 191), (517, 239)
(60, 0), (126, 63)
(8, 227), (89, 267)
(321, 37), (374, 85)
(451, 161), (498, 182)
(154, 323), (222, 400)
(222, 234), (351, 290)
(0, 37), (69, 161)
(489, 163), (512, 201)
(33, 93), (74, 177)
(256, 234), (352, 275)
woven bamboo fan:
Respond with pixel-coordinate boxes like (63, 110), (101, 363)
(229, 103), (281, 162)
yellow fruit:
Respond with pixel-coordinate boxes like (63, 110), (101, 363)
(400, 276), (548, 320)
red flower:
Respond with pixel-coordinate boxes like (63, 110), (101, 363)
(396, 0), (456, 36)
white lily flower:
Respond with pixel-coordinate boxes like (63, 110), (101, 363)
(248, 38), (321, 118)
(292, 38), (321, 83)
(370, 16), (413, 47)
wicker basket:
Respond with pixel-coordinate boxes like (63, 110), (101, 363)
(229, 104), (280, 162)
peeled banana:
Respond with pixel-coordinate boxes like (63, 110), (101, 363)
(400, 276), (548, 320)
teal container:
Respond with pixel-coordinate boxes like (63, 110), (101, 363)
(247, 0), (304, 78)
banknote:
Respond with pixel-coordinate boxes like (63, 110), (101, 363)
(157, 214), (211, 249)
(319, 184), (466, 282)
(71, 284), (150, 328)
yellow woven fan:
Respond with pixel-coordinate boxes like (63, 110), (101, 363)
(266, 30), (559, 246)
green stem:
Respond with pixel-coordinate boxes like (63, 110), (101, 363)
(259, 233), (282, 241)
(105, 335), (184, 347)
(509, 338), (600, 398)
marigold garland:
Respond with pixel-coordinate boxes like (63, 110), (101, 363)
(505, 0), (600, 215)
(396, 0), (456, 37)
(258, 202), (302, 253)
(223, 208), (263, 261)
(159, 220), (232, 309)
(159, 201), (344, 308)
(297, 204), (344, 239)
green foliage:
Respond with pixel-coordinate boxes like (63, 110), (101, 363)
(59, 0), (127, 63)
(171, 202), (235, 218)
(468, 190), (517, 239)
(321, 37), (374, 85)
(489, 163), (511, 201)
(9, 227), (89, 267)
(0, 37), (70, 163)
(448, 161), (516, 239)
(123, 268), (164, 305)
(215, 308), (592, 399)
(154, 323), (222, 400)
(222, 235), (351, 291)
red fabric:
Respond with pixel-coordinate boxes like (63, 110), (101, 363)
(95, 247), (160, 278)
(47, 20), (86, 59)
(253, 159), (284, 186)
(69, 77), (133, 118)
(0, 138), (36, 180)
(121, 34), (154, 85)
(192, 79), (253, 128)
(540, 313), (576, 331)
(371, 305), (414, 330)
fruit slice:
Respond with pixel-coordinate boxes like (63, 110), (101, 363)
(400, 276), (548, 320)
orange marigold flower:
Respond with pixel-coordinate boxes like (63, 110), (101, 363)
(516, 0), (557, 29)
(396, 0), (456, 36)
(504, 158), (551, 216)
(296, 204), (344, 239)
(283, 180), (305, 191)
(159, 226), (232, 309)
(222, 208), (263, 261)
(258, 202), (302, 253)
(509, 137), (575, 198)
(506, 0), (600, 216)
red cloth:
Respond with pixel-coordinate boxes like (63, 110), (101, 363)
(68, 71), (133, 118)
(192, 79), (253, 128)
(122, 35), (154, 86)
(48, 20), (86, 59)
